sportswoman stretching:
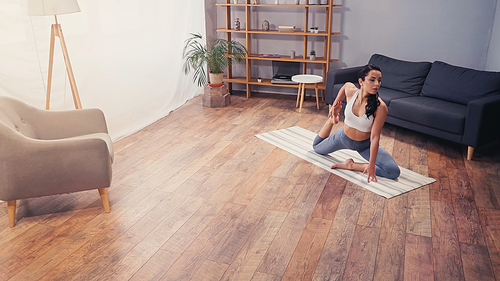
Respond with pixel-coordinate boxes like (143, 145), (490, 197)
(313, 64), (400, 182)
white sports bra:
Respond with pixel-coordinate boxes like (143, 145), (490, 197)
(344, 90), (374, 133)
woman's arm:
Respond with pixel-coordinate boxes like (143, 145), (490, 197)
(329, 82), (356, 122)
(364, 99), (388, 183)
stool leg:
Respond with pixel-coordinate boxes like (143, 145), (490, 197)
(296, 84), (302, 108)
(299, 84), (306, 113)
(315, 84), (320, 109)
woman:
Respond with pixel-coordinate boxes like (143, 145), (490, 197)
(313, 64), (400, 182)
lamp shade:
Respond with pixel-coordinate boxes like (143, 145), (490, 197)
(27, 0), (80, 16)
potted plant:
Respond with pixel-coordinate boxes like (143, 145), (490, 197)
(183, 33), (247, 87)
(310, 50), (316, 60)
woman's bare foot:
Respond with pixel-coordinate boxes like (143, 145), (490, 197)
(330, 158), (354, 169)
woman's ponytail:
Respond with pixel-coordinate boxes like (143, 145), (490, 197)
(358, 64), (381, 118)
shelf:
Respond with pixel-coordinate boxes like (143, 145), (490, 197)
(217, 28), (340, 36)
(248, 54), (332, 63)
(216, 3), (342, 7)
(224, 77), (327, 90)
(219, 0), (338, 98)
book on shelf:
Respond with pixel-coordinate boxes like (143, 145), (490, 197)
(259, 54), (280, 58)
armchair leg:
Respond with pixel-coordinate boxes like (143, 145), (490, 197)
(467, 146), (474, 161)
(98, 188), (110, 213)
(8, 200), (16, 228)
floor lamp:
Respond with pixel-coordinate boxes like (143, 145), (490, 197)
(27, 0), (82, 110)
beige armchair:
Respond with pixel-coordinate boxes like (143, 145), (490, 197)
(0, 96), (113, 227)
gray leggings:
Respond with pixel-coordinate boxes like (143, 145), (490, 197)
(313, 128), (400, 180)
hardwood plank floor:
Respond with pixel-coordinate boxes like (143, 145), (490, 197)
(1, 92), (499, 281)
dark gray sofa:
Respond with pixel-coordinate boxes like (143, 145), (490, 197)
(325, 54), (500, 160)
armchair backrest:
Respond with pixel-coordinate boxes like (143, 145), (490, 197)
(0, 96), (39, 139)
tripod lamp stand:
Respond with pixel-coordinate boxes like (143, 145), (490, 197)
(27, 0), (82, 110)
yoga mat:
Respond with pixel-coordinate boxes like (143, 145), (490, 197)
(256, 126), (436, 198)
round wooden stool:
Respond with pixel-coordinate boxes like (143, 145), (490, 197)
(292, 74), (323, 113)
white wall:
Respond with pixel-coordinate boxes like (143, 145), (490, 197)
(340, 0), (497, 70)
(486, 0), (500, 71)
(0, 1), (206, 141)
(216, 0), (498, 93)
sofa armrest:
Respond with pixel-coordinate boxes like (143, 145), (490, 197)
(462, 94), (500, 148)
(325, 66), (363, 105)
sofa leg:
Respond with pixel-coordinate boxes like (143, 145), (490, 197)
(98, 188), (111, 213)
(8, 200), (16, 228)
(467, 146), (474, 161)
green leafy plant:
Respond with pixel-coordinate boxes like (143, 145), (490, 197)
(183, 33), (248, 87)
(310, 50), (316, 55)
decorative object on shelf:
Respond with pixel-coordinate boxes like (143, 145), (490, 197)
(233, 0), (238, 4)
(275, 0), (279, 4)
(310, 50), (316, 60)
(310, 27), (318, 33)
(290, 50), (295, 59)
(310, 0), (321, 4)
(259, 54), (280, 58)
(27, 0), (82, 110)
(295, 0), (300, 4)
(262, 20), (270, 31)
(251, 0), (260, 4)
(279, 26), (295, 32)
(183, 33), (247, 87)
(258, 78), (262, 83)
(234, 18), (240, 31)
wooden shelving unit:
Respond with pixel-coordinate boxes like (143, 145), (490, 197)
(216, 0), (341, 98)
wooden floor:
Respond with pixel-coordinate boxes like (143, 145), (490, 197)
(1, 92), (499, 281)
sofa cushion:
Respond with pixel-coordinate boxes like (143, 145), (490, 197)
(378, 87), (414, 107)
(368, 54), (432, 96)
(388, 96), (467, 135)
(421, 61), (500, 105)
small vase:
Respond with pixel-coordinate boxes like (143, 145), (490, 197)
(310, 55), (316, 61)
(295, 0), (300, 4)
(233, 0), (238, 4)
(262, 20), (270, 31)
(275, 0), (279, 4)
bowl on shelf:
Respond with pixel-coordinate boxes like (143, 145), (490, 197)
(278, 26), (295, 32)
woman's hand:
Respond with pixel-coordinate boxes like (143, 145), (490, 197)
(363, 164), (377, 183)
(328, 101), (342, 124)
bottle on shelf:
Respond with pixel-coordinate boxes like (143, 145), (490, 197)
(234, 18), (240, 31)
